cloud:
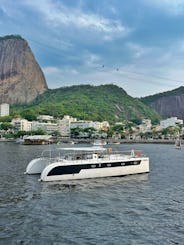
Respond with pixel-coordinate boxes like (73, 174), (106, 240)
(0, 1), (25, 19)
(24, 0), (129, 39)
(126, 42), (153, 59)
(143, 0), (184, 15)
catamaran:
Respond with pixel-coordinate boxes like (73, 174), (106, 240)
(25, 146), (149, 182)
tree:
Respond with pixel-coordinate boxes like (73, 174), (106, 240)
(20, 109), (37, 121)
(16, 131), (27, 137)
(0, 122), (13, 130)
(0, 116), (12, 122)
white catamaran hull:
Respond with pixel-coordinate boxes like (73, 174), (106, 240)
(40, 157), (149, 182)
(26, 158), (52, 174)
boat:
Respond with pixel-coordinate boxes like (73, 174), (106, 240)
(25, 146), (149, 182)
(23, 135), (55, 145)
(15, 138), (25, 144)
(92, 139), (107, 146)
(175, 139), (181, 150)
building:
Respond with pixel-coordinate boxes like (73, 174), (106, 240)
(0, 103), (9, 117)
(160, 117), (183, 129)
(11, 118), (32, 131)
(139, 119), (152, 133)
(58, 115), (77, 137)
(37, 115), (54, 122)
(31, 121), (58, 134)
(70, 120), (110, 131)
(94, 121), (110, 131)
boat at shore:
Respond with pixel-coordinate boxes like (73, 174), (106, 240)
(92, 139), (107, 146)
(175, 139), (182, 150)
(23, 135), (56, 145)
(25, 146), (149, 182)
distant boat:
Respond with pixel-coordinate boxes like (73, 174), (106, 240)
(175, 139), (181, 150)
(92, 139), (107, 146)
(112, 141), (120, 145)
(15, 138), (25, 144)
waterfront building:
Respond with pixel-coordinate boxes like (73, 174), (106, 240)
(11, 118), (32, 131)
(0, 103), (9, 117)
(70, 120), (110, 131)
(58, 115), (77, 137)
(139, 119), (152, 133)
(96, 121), (110, 131)
(160, 117), (183, 129)
(70, 120), (96, 130)
(31, 121), (58, 134)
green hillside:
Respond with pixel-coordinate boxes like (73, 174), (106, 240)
(11, 84), (161, 124)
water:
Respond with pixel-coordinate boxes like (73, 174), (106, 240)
(0, 143), (184, 245)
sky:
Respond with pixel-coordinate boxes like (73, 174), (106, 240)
(1, 0), (184, 97)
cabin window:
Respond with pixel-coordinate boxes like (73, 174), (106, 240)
(107, 163), (111, 167)
(121, 162), (125, 166)
(91, 165), (96, 168)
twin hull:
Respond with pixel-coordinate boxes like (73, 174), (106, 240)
(26, 157), (52, 174)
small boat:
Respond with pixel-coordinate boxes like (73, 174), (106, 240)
(112, 141), (120, 145)
(92, 139), (107, 146)
(175, 139), (181, 150)
(25, 147), (149, 182)
(15, 138), (25, 144)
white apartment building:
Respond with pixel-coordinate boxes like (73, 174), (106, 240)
(160, 117), (183, 129)
(11, 118), (32, 131)
(31, 121), (58, 134)
(37, 115), (54, 122)
(139, 119), (152, 133)
(58, 115), (77, 137)
(70, 120), (98, 130)
(94, 121), (110, 131)
(0, 103), (9, 117)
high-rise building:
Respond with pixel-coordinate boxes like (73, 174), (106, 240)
(0, 103), (9, 117)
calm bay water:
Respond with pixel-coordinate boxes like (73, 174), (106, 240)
(0, 142), (184, 245)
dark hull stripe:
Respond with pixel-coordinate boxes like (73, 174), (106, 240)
(48, 160), (141, 176)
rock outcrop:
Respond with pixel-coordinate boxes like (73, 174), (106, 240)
(0, 35), (48, 104)
(141, 86), (184, 120)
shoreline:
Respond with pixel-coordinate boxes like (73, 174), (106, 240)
(58, 138), (181, 145)
(0, 138), (182, 145)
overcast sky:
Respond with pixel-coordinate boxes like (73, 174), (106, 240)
(1, 0), (184, 97)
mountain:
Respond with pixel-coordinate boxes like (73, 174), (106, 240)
(0, 35), (48, 105)
(12, 84), (161, 123)
(141, 86), (184, 120)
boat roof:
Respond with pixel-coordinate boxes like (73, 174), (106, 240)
(24, 135), (52, 140)
(57, 146), (106, 152)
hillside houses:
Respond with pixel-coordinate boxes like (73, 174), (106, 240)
(0, 114), (184, 140)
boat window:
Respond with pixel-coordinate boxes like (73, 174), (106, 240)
(121, 162), (125, 166)
(91, 165), (96, 168)
(107, 163), (111, 167)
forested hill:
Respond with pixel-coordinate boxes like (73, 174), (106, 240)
(12, 84), (161, 123)
(141, 86), (184, 120)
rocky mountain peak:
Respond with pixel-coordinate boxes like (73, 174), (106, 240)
(0, 35), (48, 105)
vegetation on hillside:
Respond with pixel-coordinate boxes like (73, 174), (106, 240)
(0, 35), (23, 41)
(0, 35), (24, 40)
(11, 84), (161, 124)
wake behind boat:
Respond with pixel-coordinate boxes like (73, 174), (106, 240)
(25, 146), (149, 182)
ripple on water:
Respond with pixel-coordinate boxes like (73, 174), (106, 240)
(1, 143), (184, 244)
